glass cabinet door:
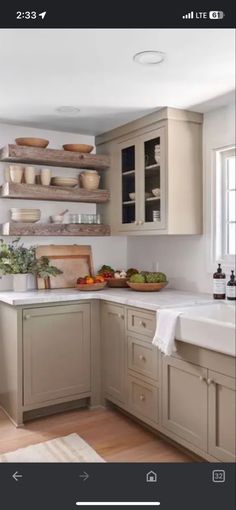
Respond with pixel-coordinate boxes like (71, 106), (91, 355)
(119, 141), (139, 229)
(117, 128), (166, 232)
(139, 128), (166, 230)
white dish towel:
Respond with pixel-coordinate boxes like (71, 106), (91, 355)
(152, 309), (182, 355)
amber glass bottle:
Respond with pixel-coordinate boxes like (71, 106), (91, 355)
(227, 270), (236, 301)
(213, 263), (226, 299)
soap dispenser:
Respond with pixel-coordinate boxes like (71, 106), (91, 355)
(227, 270), (236, 301)
(213, 263), (226, 299)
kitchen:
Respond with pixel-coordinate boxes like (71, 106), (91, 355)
(0, 28), (235, 464)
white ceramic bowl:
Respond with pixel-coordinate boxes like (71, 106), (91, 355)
(152, 188), (161, 197)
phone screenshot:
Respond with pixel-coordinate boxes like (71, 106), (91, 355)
(0, 1), (235, 509)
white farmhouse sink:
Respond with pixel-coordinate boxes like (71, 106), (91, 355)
(175, 302), (236, 357)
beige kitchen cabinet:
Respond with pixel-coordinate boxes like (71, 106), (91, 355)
(162, 356), (208, 450)
(96, 107), (203, 235)
(101, 302), (126, 403)
(23, 304), (91, 406)
(208, 370), (236, 462)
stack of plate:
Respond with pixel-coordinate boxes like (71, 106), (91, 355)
(10, 208), (41, 223)
(51, 177), (78, 187)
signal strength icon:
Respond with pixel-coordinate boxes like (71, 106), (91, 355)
(182, 11), (194, 19)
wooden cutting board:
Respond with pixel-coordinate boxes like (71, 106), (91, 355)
(36, 245), (94, 289)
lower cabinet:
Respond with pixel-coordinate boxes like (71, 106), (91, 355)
(23, 304), (91, 406)
(101, 302), (126, 403)
(208, 370), (236, 462)
(162, 356), (208, 451)
(162, 356), (236, 461)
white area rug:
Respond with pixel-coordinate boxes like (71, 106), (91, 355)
(0, 433), (104, 462)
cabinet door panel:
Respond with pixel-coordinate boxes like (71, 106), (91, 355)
(102, 303), (126, 403)
(208, 370), (236, 462)
(162, 356), (207, 450)
(138, 127), (166, 230)
(23, 304), (90, 406)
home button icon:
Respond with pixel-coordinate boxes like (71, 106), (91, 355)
(146, 470), (157, 483)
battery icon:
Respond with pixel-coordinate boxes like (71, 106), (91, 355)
(209, 11), (224, 19)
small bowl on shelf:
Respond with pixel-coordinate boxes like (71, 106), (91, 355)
(63, 144), (94, 153)
(152, 188), (161, 197)
(129, 192), (135, 200)
(15, 137), (49, 148)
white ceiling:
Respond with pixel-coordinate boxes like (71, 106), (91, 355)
(0, 29), (235, 135)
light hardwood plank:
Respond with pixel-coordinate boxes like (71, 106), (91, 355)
(0, 407), (194, 462)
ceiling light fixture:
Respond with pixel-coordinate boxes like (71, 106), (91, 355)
(133, 51), (166, 65)
(56, 106), (81, 115)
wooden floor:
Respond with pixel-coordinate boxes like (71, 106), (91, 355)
(0, 406), (193, 462)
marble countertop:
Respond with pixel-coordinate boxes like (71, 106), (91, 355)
(0, 287), (212, 309)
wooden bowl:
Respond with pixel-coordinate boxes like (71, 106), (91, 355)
(63, 144), (94, 153)
(75, 281), (107, 291)
(107, 278), (128, 288)
(15, 137), (49, 148)
(127, 281), (168, 292)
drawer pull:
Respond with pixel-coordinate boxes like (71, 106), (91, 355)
(118, 314), (124, 319)
(199, 376), (207, 383)
(24, 314), (31, 320)
(139, 354), (146, 362)
(139, 321), (146, 328)
(139, 394), (145, 401)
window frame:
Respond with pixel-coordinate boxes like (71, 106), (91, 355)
(211, 145), (236, 269)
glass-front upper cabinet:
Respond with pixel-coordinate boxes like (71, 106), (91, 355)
(118, 127), (166, 231)
(139, 127), (166, 230)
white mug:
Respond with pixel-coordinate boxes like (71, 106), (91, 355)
(40, 168), (51, 186)
(9, 165), (24, 184)
(24, 166), (36, 184)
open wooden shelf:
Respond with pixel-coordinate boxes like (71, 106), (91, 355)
(0, 222), (111, 237)
(0, 145), (110, 170)
(0, 182), (110, 203)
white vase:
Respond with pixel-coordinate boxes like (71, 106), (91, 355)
(13, 273), (35, 292)
(40, 168), (51, 186)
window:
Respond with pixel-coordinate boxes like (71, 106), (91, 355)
(214, 147), (236, 266)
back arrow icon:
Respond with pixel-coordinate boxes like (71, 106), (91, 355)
(12, 471), (23, 482)
(79, 472), (89, 482)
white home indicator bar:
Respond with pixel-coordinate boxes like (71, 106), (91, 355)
(76, 503), (160, 507)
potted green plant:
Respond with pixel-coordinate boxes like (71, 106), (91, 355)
(0, 238), (36, 292)
(0, 239), (62, 292)
(34, 256), (63, 289)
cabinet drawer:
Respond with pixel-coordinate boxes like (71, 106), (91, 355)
(128, 375), (158, 423)
(127, 309), (155, 338)
(128, 336), (159, 381)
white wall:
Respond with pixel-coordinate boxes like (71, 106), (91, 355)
(0, 123), (127, 272)
(127, 101), (235, 293)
